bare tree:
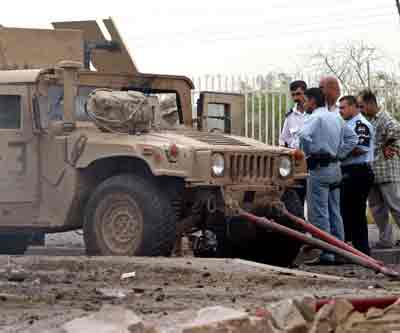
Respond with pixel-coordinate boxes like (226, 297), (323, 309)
(396, 0), (400, 18)
(308, 41), (381, 94)
(306, 41), (400, 117)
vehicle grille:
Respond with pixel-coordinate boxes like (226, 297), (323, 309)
(228, 153), (274, 181)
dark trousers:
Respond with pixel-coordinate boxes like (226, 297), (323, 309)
(294, 179), (307, 210)
(340, 163), (374, 255)
(294, 179), (307, 217)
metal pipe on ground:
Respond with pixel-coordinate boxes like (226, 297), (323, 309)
(282, 209), (384, 267)
(316, 296), (400, 312)
(238, 210), (400, 279)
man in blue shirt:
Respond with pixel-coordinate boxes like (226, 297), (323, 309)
(299, 88), (358, 264)
(339, 95), (374, 255)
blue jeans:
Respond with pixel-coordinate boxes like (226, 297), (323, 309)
(307, 163), (344, 262)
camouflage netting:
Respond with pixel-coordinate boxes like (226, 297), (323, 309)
(86, 89), (154, 133)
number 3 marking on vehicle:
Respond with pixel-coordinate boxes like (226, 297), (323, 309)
(8, 143), (26, 176)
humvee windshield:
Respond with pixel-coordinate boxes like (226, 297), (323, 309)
(38, 86), (179, 129)
(0, 95), (21, 129)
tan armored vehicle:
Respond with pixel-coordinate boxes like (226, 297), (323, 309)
(0, 19), (307, 266)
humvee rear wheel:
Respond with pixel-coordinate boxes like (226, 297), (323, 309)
(0, 233), (31, 255)
(83, 174), (177, 256)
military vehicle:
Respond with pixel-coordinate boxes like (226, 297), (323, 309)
(0, 19), (307, 266)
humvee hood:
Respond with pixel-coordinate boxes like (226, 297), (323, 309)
(73, 127), (294, 170)
(76, 127), (292, 153)
(152, 129), (292, 153)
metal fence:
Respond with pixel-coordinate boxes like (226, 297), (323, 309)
(191, 74), (400, 145)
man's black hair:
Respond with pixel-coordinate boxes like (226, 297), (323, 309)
(289, 80), (307, 92)
(339, 95), (357, 106)
(304, 88), (325, 107)
(358, 89), (377, 106)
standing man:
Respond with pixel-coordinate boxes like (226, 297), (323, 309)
(279, 80), (307, 149)
(299, 88), (357, 264)
(319, 76), (359, 151)
(358, 90), (400, 248)
(339, 95), (374, 255)
(319, 76), (341, 112)
(279, 80), (307, 205)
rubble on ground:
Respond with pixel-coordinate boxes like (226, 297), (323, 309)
(53, 298), (400, 332)
(2, 256), (400, 332)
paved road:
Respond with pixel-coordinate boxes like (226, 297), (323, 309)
(26, 246), (85, 256)
(23, 225), (400, 264)
(25, 231), (85, 256)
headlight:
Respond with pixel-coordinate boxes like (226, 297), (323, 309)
(279, 156), (292, 177)
(211, 153), (225, 177)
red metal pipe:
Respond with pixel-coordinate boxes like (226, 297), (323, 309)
(316, 296), (400, 313)
(282, 209), (384, 267)
(239, 210), (400, 278)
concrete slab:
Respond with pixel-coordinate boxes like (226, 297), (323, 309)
(371, 248), (400, 265)
(369, 225), (400, 264)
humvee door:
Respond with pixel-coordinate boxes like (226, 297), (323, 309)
(0, 86), (39, 205)
(196, 92), (245, 135)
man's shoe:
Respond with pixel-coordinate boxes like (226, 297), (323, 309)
(304, 258), (337, 266)
(373, 241), (393, 249)
(334, 256), (350, 265)
(294, 245), (322, 265)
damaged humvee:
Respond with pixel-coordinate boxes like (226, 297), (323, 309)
(0, 18), (307, 266)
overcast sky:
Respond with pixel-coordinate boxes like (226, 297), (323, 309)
(2, 0), (400, 76)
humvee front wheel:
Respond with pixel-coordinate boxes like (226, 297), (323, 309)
(83, 174), (177, 256)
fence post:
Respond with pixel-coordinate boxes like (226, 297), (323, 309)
(271, 93), (276, 145)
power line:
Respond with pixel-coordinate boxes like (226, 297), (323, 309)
(132, 14), (398, 48)
(196, 12), (397, 42)
(127, 8), (397, 43)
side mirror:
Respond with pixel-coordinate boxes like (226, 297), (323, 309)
(56, 60), (82, 131)
(32, 95), (43, 132)
(196, 95), (204, 131)
(32, 94), (50, 132)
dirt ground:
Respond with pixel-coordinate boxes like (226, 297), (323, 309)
(1, 232), (400, 332)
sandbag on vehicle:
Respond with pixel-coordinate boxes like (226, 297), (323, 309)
(86, 89), (154, 133)
(158, 96), (180, 128)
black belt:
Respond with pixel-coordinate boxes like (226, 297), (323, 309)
(307, 154), (338, 170)
(341, 162), (371, 169)
(341, 163), (371, 172)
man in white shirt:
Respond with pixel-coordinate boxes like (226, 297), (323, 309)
(279, 80), (307, 206)
(279, 80), (307, 149)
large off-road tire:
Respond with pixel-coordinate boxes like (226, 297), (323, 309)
(217, 190), (304, 267)
(0, 233), (31, 254)
(83, 174), (177, 256)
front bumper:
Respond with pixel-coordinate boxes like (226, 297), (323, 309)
(222, 184), (284, 217)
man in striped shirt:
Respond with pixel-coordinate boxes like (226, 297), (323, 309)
(358, 89), (400, 248)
